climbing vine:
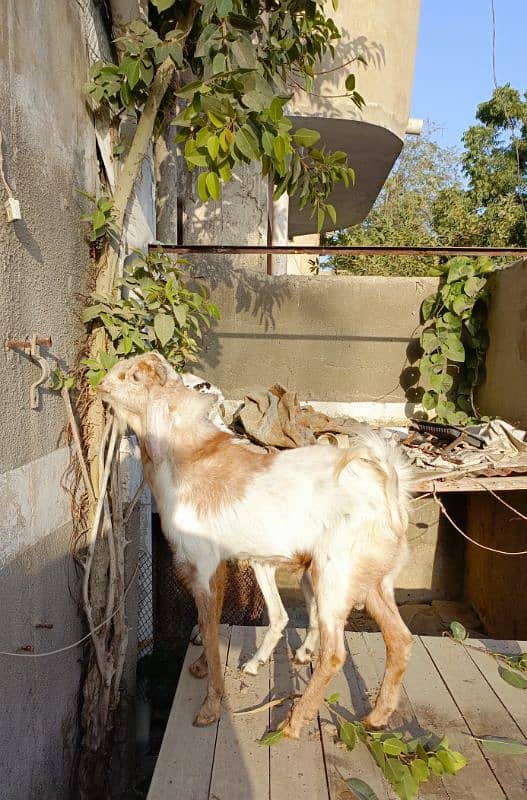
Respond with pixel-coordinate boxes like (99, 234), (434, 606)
(417, 256), (495, 424)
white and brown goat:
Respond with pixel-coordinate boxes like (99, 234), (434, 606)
(98, 352), (414, 738)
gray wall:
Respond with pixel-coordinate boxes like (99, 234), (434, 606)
(0, 2), (99, 797)
(196, 268), (438, 402)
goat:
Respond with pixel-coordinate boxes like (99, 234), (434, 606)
(98, 352), (414, 738)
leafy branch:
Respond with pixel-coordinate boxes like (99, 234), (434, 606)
(417, 255), (495, 424)
(80, 248), (219, 386)
(449, 621), (527, 689)
(86, 1), (362, 231)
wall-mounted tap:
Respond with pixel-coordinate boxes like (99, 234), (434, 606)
(4, 334), (53, 409)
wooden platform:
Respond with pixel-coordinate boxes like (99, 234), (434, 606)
(148, 626), (527, 800)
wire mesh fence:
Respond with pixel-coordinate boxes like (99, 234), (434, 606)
(137, 516), (265, 661)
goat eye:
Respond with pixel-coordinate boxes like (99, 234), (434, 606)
(132, 371), (141, 383)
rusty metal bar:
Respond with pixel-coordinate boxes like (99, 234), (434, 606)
(5, 336), (52, 350)
(149, 243), (527, 257)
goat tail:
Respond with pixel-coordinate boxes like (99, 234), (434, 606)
(336, 430), (414, 537)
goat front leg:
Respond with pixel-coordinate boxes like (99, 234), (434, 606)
(187, 562), (226, 727)
(242, 562), (288, 675)
(189, 560), (226, 680)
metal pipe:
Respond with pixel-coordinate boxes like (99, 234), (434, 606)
(150, 244), (527, 258)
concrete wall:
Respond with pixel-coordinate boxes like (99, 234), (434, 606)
(465, 259), (527, 639)
(0, 2), (99, 797)
(478, 258), (527, 428)
(196, 268), (437, 403)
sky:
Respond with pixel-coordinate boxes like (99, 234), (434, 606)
(410, 0), (527, 150)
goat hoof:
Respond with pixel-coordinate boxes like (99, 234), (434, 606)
(362, 712), (389, 731)
(193, 703), (221, 727)
(241, 659), (261, 675)
(294, 647), (312, 665)
(189, 656), (208, 679)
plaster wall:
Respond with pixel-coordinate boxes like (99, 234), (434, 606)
(196, 269), (438, 403)
(0, 2), (102, 796)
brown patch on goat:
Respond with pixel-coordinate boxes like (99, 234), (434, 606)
(176, 433), (275, 519)
(290, 551), (312, 571)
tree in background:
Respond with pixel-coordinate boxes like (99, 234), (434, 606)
(328, 85), (527, 275)
(325, 125), (462, 275)
(434, 84), (527, 248)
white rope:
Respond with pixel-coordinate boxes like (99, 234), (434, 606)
(433, 486), (527, 556)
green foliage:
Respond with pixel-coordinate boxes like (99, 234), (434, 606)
(79, 193), (120, 244)
(86, 1), (362, 231)
(335, 718), (467, 800)
(449, 620), (527, 690)
(81, 249), (219, 386)
(416, 256), (494, 424)
(86, 19), (184, 114)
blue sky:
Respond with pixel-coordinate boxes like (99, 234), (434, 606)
(411, 0), (527, 150)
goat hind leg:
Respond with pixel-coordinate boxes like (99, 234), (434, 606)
(242, 562), (288, 675)
(362, 578), (412, 729)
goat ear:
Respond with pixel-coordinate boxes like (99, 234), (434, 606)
(144, 392), (170, 468)
(131, 355), (168, 387)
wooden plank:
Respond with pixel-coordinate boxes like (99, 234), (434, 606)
(423, 635), (527, 799)
(269, 628), (329, 800)
(412, 476), (527, 493)
(148, 625), (230, 800)
(209, 626), (270, 800)
(372, 633), (504, 799)
(464, 639), (527, 739)
(361, 632), (450, 800)
(320, 632), (392, 800)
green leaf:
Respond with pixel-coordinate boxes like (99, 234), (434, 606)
(81, 303), (105, 323)
(317, 207), (325, 232)
(447, 257), (475, 284)
(326, 692), (340, 706)
(421, 329), (439, 353)
(326, 204), (337, 226)
(473, 736), (527, 754)
(216, 0), (233, 17)
(197, 172), (210, 203)
(234, 126), (260, 161)
(430, 372), (453, 393)
(422, 390), (438, 411)
(428, 756), (445, 776)
(206, 172), (221, 202)
(340, 722), (357, 752)
(99, 351), (118, 371)
(410, 758), (429, 782)
(499, 667), (527, 689)
(345, 74), (356, 91)
(125, 58), (141, 90)
(154, 313), (175, 347)
(464, 276), (487, 297)
(207, 135), (220, 161)
(382, 737), (407, 756)
(212, 52), (226, 74)
(172, 305), (187, 327)
(443, 333), (465, 363)
(450, 621), (468, 642)
(369, 740), (386, 770)
(421, 294), (438, 322)
(151, 0), (176, 9)
(258, 729), (285, 747)
(293, 127), (321, 148)
(230, 37), (258, 69)
(345, 778), (379, 800)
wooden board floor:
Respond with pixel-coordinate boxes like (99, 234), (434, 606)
(147, 626), (527, 800)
